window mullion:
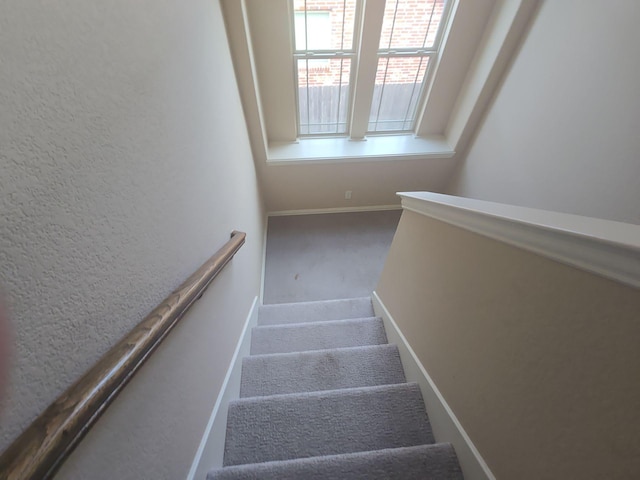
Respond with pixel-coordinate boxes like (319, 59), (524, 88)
(349, 0), (386, 140)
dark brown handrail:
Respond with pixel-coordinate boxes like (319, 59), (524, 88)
(0, 231), (246, 480)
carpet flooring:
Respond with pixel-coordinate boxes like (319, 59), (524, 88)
(223, 383), (434, 466)
(263, 210), (401, 304)
(240, 344), (406, 397)
(208, 297), (463, 479)
(209, 444), (462, 480)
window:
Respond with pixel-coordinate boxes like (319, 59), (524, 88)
(222, 0), (531, 163)
(293, 0), (450, 138)
(294, 2), (356, 135)
(294, 11), (332, 50)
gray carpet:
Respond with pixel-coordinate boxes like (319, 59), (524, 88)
(250, 317), (387, 355)
(223, 383), (434, 466)
(208, 297), (463, 479)
(208, 444), (463, 480)
(240, 344), (406, 397)
(258, 297), (374, 326)
(263, 210), (401, 304)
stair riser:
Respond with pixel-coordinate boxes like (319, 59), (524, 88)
(251, 317), (388, 355)
(258, 297), (374, 326)
(209, 444), (462, 480)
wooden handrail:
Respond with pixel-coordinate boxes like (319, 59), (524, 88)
(0, 231), (246, 480)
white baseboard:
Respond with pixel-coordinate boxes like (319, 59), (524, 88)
(267, 204), (401, 217)
(186, 296), (259, 480)
(372, 291), (495, 480)
(259, 214), (269, 304)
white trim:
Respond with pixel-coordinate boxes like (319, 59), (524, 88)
(445, 0), (540, 152)
(268, 204), (401, 217)
(266, 134), (455, 165)
(186, 296), (260, 480)
(372, 291), (495, 480)
(400, 192), (640, 289)
(348, 0), (386, 139)
(224, 0), (537, 165)
(220, 0), (269, 159)
(259, 214), (269, 304)
(414, 0), (459, 135)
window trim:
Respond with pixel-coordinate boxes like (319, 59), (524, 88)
(366, 51), (435, 134)
(292, 1), (454, 139)
(292, 2), (361, 137)
(361, 0), (453, 136)
(293, 54), (357, 137)
(220, 0), (540, 165)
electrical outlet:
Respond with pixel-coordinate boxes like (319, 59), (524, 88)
(345, 190), (352, 200)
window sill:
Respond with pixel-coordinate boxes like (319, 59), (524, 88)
(266, 134), (455, 165)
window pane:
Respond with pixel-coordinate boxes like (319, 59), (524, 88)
(298, 57), (352, 135)
(368, 56), (429, 133)
(294, 11), (331, 50)
(379, 0), (446, 50)
(293, 0), (357, 51)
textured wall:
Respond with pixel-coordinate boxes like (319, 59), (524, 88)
(0, 0), (265, 478)
(377, 210), (640, 479)
(447, 1), (640, 224)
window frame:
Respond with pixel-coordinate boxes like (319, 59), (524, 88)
(366, 51), (435, 134)
(294, 54), (356, 136)
(291, 2), (362, 137)
(220, 0), (538, 165)
(292, 0), (454, 139)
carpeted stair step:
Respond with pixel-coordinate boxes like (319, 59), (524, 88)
(209, 443), (463, 480)
(250, 317), (387, 355)
(223, 382), (434, 466)
(258, 297), (374, 326)
(240, 344), (406, 397)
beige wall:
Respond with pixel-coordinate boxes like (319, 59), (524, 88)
(0, 0), (265, 478)
(377, 210), (640, 479)
(447, 1), (640, 225)
(261, 159), (456, 212)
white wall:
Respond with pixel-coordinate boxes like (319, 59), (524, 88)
(447, 1), (640, 225)
(0, 0), (265, 478)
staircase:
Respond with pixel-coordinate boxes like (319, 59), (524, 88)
(208, 297), (463, 479)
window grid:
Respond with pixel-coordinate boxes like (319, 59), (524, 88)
(368, 0), (444, 134)
(296, 56), (353, 135)
(293, 0), (358, 136)
(292, 0), (449, 138)
(368, 52), (433, 134)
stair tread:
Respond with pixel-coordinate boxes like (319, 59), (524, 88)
(223, 383), (434, 466)
(258, 297), (374, 326)
(250, 317), (387, 355)
(209, 443), (463, 480)
(241, 344), (406, 397)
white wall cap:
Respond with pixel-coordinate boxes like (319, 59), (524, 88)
(399, 192), (640, 289)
